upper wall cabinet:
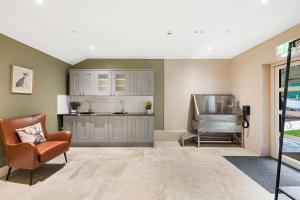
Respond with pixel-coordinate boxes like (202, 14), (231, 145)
(112, 71), (130, 96)
(129, 71), (142, 96)
(130, 71), (154, 96)
(70, 70), (94, 96)
(94, 71), (112, 96)
(141, 71), (154, 96)
(69, 69), (154, 96)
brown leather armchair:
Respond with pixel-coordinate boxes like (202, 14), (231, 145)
(0, 113), (71, 185)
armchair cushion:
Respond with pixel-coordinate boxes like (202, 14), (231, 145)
(36, 141), (69, 162)
(16, 122), (46, 144)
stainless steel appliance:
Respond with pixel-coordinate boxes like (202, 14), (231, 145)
(181, 94), (243, 147)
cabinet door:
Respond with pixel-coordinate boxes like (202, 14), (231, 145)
(70, 70), (94, 96)
(63, 116), (77, 143)
(112, 71), (130, 96)
(129, 71), (142, 96)
(127, 116), (141, 142)
(141, 71), (154, 96)
(81, 71), (95, 96)
(90, 116), (109, 143)
(94, 71), (112, 96)
(108, 116), (128, 142)
(141, 116), (154, 143)
(76, 116), (90, 143)
(70, 71), (81, 96)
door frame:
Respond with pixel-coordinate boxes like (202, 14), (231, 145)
(271, 56), (300, 169)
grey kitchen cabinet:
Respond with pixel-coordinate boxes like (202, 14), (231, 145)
(63, 115), (154, 145)
(90, 116), (109, 142)
(69, 70), (81, 96)
(112, 71), (130, 96)
(63, 116), (77, 143)
(76, 116), (91, 143)
(94, 71), (112, 96)
(70, 69), (154, 96)
(141, 116), (154, 142)
(129, 71), (154, 96)
(70, 70), (94, 96)
(129, 71), (142, 96)
(127, 116), (141, 142)
(82, 71), (95, 95)
(108, 116), (128, 142)
(141, 71), (154, 96)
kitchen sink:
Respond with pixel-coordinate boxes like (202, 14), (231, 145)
(79, 112), (95, 115)
(113, 112), (128, 115)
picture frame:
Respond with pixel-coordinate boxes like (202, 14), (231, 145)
(11, 65), (34, 94)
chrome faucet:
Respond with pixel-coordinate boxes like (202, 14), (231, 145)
(120, 99), (125, 113)
(87, 100), (93, 112)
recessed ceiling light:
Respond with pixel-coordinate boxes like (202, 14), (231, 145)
(194, 30), (204, 35)
(90, 46), (95, 51)
(166, 30), (173, 36)
(36, 0), (43, 4)
(206, 46), (212, 51)
(261, 0), (268, 4)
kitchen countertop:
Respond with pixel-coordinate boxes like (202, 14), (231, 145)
(58, 112), (155, 116)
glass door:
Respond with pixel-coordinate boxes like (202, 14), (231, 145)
(94, 71), (112, 96)
(275, 61), (300, 168)
(112, 71), (129, 96)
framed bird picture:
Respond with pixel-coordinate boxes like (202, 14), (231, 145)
(11, 65), (34, 94)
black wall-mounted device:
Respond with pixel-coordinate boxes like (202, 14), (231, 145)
(242, 105), (250, 128)
(242, 105), (250, 116)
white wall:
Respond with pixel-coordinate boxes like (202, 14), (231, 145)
(164, 59), (231, 130)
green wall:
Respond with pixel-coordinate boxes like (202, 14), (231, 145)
(0, 34), (70, 167)
(0, 36), (164, 167)
(73, 59), (164, 130)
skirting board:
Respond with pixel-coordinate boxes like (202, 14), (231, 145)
(154, 130), (187, 141)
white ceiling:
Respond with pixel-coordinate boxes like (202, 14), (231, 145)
(0, 0), (300, 64)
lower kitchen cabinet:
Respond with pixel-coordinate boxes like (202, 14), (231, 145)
(141, 116), (154, 142)
(127, 116), (141, 142)
(108, 116), (128, 143)
(62, 116), (77, 143)
(76, 116), (91, 143)
(62, 115), (154, 146)
(90, 116), (109, 142)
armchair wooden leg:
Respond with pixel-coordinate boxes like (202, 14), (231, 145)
(6, 167), (12, 181)
(29, 170), (34, 186)
(64, 152), (67, 163)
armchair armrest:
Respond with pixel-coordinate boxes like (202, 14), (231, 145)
(46, 131), (72, 142)
(6, 143), (38, 169)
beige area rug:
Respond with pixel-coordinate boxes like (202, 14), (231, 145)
(0, 142), (273, 200)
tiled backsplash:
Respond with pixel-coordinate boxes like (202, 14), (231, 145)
(69, 96), (154, 113)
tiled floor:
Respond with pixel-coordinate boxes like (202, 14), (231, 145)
(0, 142), (275, 200)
